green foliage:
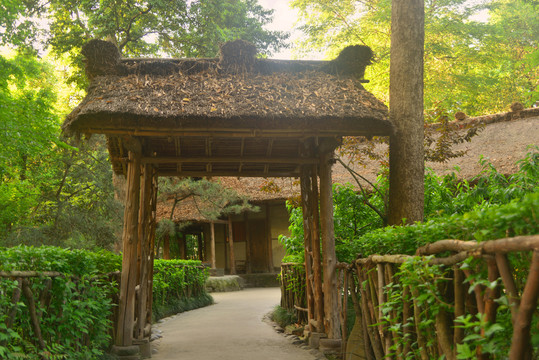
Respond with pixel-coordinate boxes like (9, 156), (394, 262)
(5, 0), (288, 88)
(271, 305), (298, 328)
(0, 50), (122, 250)
(281, 149), (539, 262)
(379, 256), (518, 359)
(291, 0), (539, 115)
(0, 247), (213, 358)
(152, 259), (212, 321)
(0, 246), (119, 359)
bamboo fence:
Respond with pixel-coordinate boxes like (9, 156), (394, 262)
(282, 234), (539, 359)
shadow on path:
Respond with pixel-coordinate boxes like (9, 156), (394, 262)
(151, 288), (322, 360)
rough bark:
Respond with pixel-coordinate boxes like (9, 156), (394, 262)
(319, 148), (341, 339)
(116, 142), (141, 346)
(388, 0), (425, 225)
(509, 250), (539, 360)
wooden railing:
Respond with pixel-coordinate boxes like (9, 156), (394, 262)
(280, 262), (308, 324)
(282, 234), (539, 360)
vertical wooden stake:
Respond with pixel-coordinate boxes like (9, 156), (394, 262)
(300, 165), (315, 325)
(319, 147), (340, 339)
(136, 164), (152, 340)
(311, 164), (324, 333)
(509, 250), (539, 360)
(228, 216), (236, 275)
(116, 143), (141, 346)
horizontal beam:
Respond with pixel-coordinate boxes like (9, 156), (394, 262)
(84, 127), (391, 138)
(111, 156), (319, 165)
(156, 170), (300, 178)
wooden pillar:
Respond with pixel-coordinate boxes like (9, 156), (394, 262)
(210, 222), (216, 269)
(319, 147), (341, 339)
(311, 164), (324, 333)
(136, 164), (152, 341)
(266, 204), (274, 273)
(116, 140), (142, 347)
(228, 216), (237, 275)
(245, 213), (252, 274)
(300, 165), (315, 327)
(146, 168), (158, 337)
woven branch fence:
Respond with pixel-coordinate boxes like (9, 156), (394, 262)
(0, 271), (120, 353)
(280, 263), (309, 324)
(281, 234), (539, 359)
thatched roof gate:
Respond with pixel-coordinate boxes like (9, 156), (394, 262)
(63, 39), (392, 358)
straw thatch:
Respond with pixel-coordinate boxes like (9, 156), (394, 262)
(63, 39), (392, 178)
(63, 40), (389, 137)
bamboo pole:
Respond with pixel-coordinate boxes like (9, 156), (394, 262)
(116, 141), (142, 347)
(401, 286), (412, 357)
(358, 268), (384, 359)
(453, 267), (465, 346)
(495, 253), (519, 324)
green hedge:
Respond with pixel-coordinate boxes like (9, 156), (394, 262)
(0, 246), (119, 359)
(152, 259), (213, 321)
(351, 190), (539, 257)
(0, 247), (212, 359)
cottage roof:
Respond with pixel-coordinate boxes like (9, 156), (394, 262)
(63, 39), (391, 178)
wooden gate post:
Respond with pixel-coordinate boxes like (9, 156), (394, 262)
(116, 138), (142, 349)
(310, 163), (324, 333)
(300, 164), (316, 326)
(134, 163), (154, 357)
(318, 144), (341, 340)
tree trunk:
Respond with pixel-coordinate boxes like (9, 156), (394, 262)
(116, 141), (141, 346)
(300, 165), (315, 325)
(319, 148), (341, 339)
(388, 0), (425, 225)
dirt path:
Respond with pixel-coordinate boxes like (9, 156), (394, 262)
(150, 288), (323, 360)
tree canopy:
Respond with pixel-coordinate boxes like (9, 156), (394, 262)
(291, 0), (539, 116)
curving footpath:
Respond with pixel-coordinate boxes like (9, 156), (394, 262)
(150, 287), (323, 360)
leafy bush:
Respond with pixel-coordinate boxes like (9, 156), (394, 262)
(0, 246), (119, 359)
(152, 259), (213, 321)
(352, 191), (538, 258)
(280, 149), (538, 262)
(271, 305), (297, 328)
(0, 247), (213, 358)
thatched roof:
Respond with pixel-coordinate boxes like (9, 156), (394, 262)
(63, 39), (391, 178)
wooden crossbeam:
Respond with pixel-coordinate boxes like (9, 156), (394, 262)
(112, 156), (318, 165)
